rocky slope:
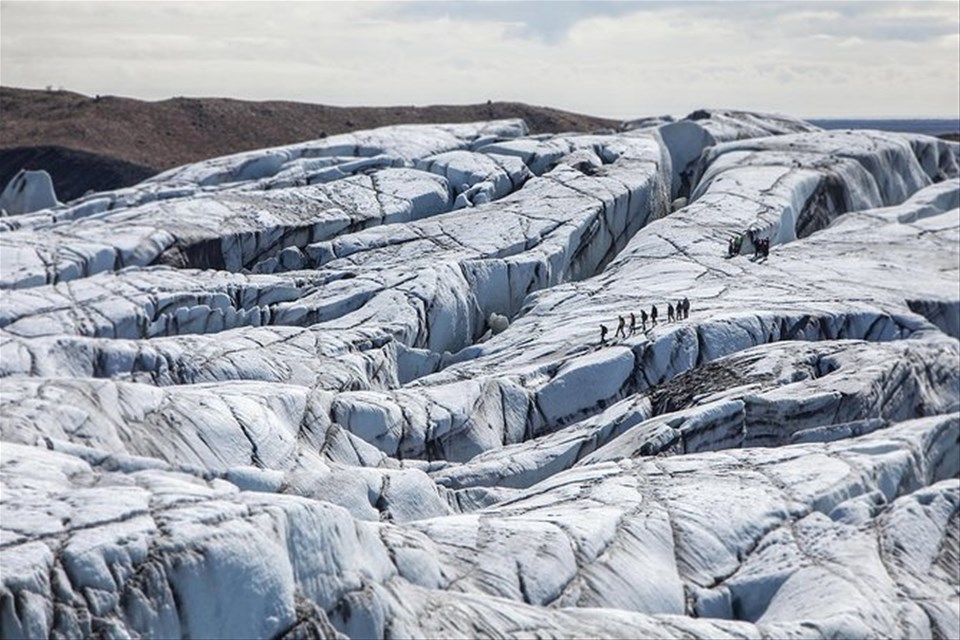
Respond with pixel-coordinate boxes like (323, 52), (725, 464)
(0, 87), (619, 199)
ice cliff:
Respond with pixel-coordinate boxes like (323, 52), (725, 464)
(2, 110), (958, 639)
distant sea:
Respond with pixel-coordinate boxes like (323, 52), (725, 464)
(809, 118), (960, 136)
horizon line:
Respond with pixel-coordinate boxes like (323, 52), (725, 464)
(3, 84), (958, 123)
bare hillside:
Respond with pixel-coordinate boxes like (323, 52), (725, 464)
(0, 87), (620, 199)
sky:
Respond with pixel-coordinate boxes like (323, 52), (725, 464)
(1, 0), (958, 120)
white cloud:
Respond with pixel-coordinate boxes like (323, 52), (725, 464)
(777, 10), (844, 24)
(1, 0), (957, 118)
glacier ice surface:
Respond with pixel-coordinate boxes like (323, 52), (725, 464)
(2, 111), (959, 639)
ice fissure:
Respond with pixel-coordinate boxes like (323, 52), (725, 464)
(2, 111), (959, 639)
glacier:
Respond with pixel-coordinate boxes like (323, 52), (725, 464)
(1, 110), (958, 639)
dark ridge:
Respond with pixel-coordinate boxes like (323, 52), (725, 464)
(0, 85), (619, 177)
(0, 145), (155, 202)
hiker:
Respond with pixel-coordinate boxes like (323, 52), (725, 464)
(727, 237), (735, 257)
(676, 300), (684, 321)
(651, 305), (658, 326)
(762, 238), (770, 258)
(616, 315), (627, 339)
(600, 324), (608, 345)
(640, 309), (648, 331)
(630, 312), (637, 336)
(682, 297), (690, 319)
(667, 303), (675, 323)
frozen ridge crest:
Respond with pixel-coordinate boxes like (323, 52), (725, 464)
(1, 110), (959, 639)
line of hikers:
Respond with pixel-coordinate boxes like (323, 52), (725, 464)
(727, 228), (770, 259)
(600, 298), (690, 344)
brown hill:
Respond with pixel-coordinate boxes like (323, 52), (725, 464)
(0, 86), (620, 199)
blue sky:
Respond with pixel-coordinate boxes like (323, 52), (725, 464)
(2, 1), (958, 119)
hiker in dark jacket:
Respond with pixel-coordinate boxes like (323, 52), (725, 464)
(615, 315), (627, 339)
(630, 312), (637, 336)
(640, 309), (648, 331)
(600, 324), (608, 345)
(651, 305), (658, 326)
(667, 303), (675, 323)
(682, 297), (690, 319)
